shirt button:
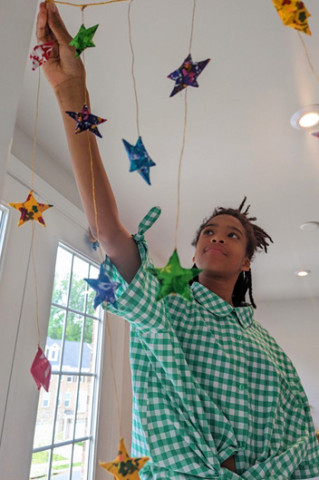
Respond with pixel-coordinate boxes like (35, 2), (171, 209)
(239, 383), (246, 390)
(236, 333), (242, 340)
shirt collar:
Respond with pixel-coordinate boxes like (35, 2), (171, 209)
(191, 282), (254, 329)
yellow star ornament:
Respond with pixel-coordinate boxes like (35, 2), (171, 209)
(9, 190), (53, 227)
(99, 438), (149, 480)
(272, 0), (311, 35)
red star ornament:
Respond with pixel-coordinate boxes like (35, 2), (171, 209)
(9, 190), (53, 227)
(30, 346), (51, 392)
(99, 438), (149, 480)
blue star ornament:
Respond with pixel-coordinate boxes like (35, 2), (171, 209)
(84, 264), (120, 309)
(122, 136), (156, 185)
(168, 54), (210, 97)
(66, 105), (107, 138)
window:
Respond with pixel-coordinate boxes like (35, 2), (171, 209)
(42, 392), (50, 408)
(29, 244), (104, 480)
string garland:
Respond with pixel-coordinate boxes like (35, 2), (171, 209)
(7, 0), (319, 476)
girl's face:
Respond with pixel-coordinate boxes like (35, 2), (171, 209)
(193, 214), (251, 278)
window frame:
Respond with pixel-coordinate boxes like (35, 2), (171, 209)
(30, 242), (106, 480)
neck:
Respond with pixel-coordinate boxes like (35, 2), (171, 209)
(198, 271), (238, 306)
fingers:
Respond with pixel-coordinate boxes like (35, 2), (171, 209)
(46, 1), (73, 45)
(36, 3), (51, 43)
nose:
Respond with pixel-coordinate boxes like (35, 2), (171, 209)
(211, 237), (225, 244)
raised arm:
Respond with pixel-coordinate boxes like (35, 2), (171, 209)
(36, 2), (141, 282)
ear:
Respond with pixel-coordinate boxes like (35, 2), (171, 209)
(192, 255), (195, 263)
(241, 256), (250, 272)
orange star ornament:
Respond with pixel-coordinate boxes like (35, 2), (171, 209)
(272, 0), (311, 35)
(99, 438), (149, 480)
(9, 190), (53, 227)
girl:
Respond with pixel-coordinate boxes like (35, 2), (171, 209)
(36, 3), (319, 478)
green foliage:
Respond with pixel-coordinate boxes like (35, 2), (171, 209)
(48, 273), (96, 344)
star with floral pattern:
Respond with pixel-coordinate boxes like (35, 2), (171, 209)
(99, 438), (149, 480)
(168, 54), (210, 97)
(30, 41), (55, 70)
(66, 105), (107, 138)
(148, 249), (202, 301)
(122, 136), (156, 185)
(84, 264), (120, 309)
(69, 23), (99, 57)
(30, 346), (51, 392)
(272, 0), (311, 35)
(9, 190), (53, 227)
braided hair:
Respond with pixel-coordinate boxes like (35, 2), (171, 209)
(191, 197), (273, 309)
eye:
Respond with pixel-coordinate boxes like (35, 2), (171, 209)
(228, 232), (240, 239)
(202, 228), (214, 236)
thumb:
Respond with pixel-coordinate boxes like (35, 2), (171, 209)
(46, 1), (73, 45)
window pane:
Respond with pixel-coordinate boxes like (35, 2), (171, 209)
(62, 313), (84, 372)
(51, 444), (72, 479)
(29, 450), (50, 480)
(54, 386), (76, 444)
(72, 441), (89, 479)
(81, 320), (98, 373)
(75, 377), (94, 439)
(52, 248), (72, 307)
(86, 265), (99, 316)
(69, 256), (89, 312)
(33, 375), (59, 449)
(47, 307), (65, 372)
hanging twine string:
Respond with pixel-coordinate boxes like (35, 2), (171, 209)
(30, 68), (42, 346)
(31, 223), (41, 346)
(105, 311), (123, 438)
(173, 0), (196, 251)
(297, 32), (319, 83)
(31, 68), (41, 190)
(48, 0), (128, 7)
(128, 0), (141, 137)
(80, 7), (123, 439)
(80, 8), (104, 263)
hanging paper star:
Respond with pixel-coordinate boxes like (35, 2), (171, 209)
(148, 250), (202, 301)
(69, 23), (99, 57)
(84, 264), (120, 309)
(30, 346), (51, 392)
(272, 0), (311, 35)
(168, 54), (210, 97)
(99, 438), (149, 480)
(9, 190), (53, 227)
(65, 105), (107, 138)
(30, 41), (55, 70)
(87, 229), (100, 251)
(122, 136), (156, 185)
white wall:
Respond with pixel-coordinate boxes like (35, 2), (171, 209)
(256, 297), (319, 430)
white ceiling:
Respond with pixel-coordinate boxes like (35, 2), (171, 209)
(15, 0), (319, 302)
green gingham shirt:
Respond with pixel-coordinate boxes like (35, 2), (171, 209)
(104, 207), (319, 480)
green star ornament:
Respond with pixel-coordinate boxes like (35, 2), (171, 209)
(69, 24), (99, 58)
(148, 249), (202, 301)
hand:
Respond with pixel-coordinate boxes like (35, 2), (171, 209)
(36, 1), (85, 93)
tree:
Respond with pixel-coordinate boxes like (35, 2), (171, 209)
(48, 273), (96, 343)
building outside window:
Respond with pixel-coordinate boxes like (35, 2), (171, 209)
(29, 244), (104, 480)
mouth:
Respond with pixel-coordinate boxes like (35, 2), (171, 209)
(204, 245), (228, 256)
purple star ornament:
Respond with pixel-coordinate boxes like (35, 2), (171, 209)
(168, 54), (210, 97)
(30, 346), (52, 392)
(122, 136), (156, 185)
(65, 105), (107, 138)
(84, 264), (120, 309)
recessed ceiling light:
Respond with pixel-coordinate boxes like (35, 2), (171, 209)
(291, 105), (319, 130)
(300, 221), (319, 231)
(295, 270), (310, 277)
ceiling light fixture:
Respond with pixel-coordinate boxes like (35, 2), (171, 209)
(300, 221), (319, 231)
(290, 105), (319, 131)
(295, 270), (310, 277)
